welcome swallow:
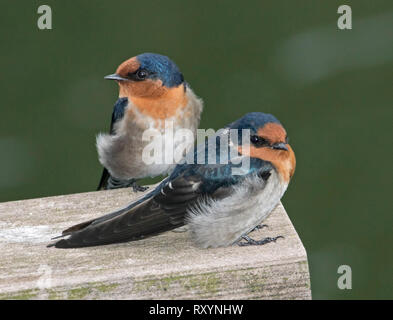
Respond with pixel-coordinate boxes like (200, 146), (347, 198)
(97, 53), (203, 191)
(50, 112), (295, 248)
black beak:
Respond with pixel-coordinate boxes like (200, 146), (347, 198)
(272, 142), (288, 151)
(104, 73), (128, 81)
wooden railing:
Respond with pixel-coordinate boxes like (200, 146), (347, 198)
(0, 187), (311, 299)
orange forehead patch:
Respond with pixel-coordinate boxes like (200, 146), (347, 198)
(258, 123), (286, 144)
(116, 57), (140, 78)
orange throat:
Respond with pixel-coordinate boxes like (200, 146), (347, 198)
(239, 144), (296, 183)
(119, 82), (188, 120)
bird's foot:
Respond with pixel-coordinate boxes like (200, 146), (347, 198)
(131, 182), (149, 192)
(250, 224), (268, 232)
(107, 177), (147, 191)
(238, 235), (284, 246)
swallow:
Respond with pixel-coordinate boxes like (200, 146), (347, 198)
(49, 112), (295, 249)
(97, 53), (203, 191)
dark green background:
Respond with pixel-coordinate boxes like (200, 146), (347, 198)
(1, 0), (392, 299)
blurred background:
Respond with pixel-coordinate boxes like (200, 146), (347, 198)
(0, 0), (392, 299)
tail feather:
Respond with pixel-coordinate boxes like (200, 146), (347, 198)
(49, 198), (183, 248)
(48, 175), (202, 249)
(48, 178), (186, 248)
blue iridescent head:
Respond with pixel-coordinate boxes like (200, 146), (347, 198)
(105, 53), (184, 88)
(228, 113), (281, 133)
(227, 112), (288, 150)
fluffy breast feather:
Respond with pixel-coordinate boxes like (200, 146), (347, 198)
(187, 169), (288, 248)
(96, 87), (203, 179)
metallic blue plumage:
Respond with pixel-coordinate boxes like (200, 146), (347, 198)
(137, 53), (184, 87)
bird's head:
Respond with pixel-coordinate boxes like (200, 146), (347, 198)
(105, 53), (184, 98)
(230, 112), (296, 182)
(105, 53), (188, 120)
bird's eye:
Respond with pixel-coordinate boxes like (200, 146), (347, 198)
(250, 135), (268, 147)
(250, 135), (259, 144)
(285, 136), (289, 144)
(133, 69), (148, 80)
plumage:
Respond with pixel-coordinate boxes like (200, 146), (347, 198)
(49, 112), (295, 249)
(97, 53), (203, 191)
(97, 97), (130, 190)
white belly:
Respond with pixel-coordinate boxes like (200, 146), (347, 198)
(187, 170), (288, 248)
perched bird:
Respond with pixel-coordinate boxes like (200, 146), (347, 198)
(97, 53), (203, 191)
(49, 113), (296, 249)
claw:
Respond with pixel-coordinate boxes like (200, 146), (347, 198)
(238, 235), (284, 246)
(250, 224), (268, 232)
(132, 183), (149, 192)
(106, 177), (147, 191)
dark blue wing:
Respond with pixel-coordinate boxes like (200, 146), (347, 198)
(168, 131), (273, 193)
(109, 97), (128, 134)
(97, 97), (129, 190)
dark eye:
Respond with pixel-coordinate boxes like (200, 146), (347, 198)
(129, 69), (148, 81)
(250, 135), (268, 147)
(258, 170), (271, 181)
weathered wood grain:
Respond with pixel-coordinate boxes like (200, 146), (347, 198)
(0, 187), (311, 299)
